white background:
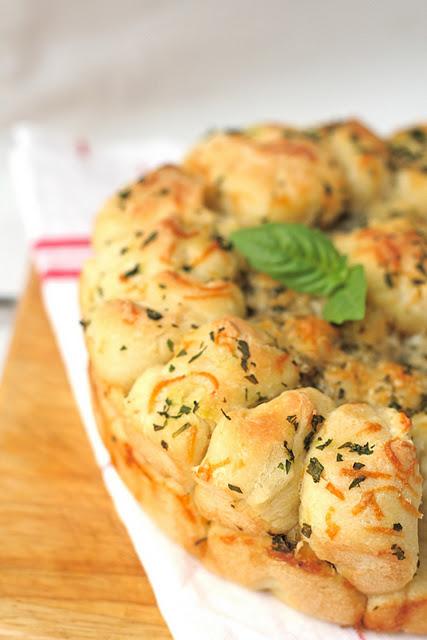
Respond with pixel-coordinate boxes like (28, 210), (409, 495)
(1, 0), (427, 365)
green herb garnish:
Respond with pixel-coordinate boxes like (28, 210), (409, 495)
(316, 438), (332, 450)
(188, 345), (208, 363)
(122, 264), (140, 279)
(230, 223), (367, 324)
(391, 544), (405, 560)
(237, 339), (250, 371)
(146, 308), (163, 321)
(244, 374), (259, 385)
(353, 462), (365, 470)
(306, 457), (324, 483)
(338, 441), (375, 456)
(286, 415), (299, 430)
(270, 533), (296, 553)
(349, 476), (366, 489)
(221, 408), (231, 421)
(228, 484), (243, 493)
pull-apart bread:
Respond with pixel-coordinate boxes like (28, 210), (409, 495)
(80, 120), (427, 633)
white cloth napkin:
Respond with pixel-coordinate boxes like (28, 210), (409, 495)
(9, 125), (408, 640)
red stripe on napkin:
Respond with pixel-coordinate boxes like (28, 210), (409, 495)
(33, 237), (91, 250)
(41, 269), (82, 280)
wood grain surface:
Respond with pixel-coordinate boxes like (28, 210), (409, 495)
(0, 271), (172, 639)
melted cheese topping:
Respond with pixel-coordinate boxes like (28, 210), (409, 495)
(81, 118), (427, 598)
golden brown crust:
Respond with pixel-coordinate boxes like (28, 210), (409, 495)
(82, 118), (427, 634)
(91, 365), (427, 632)
(184, 128), (347, 230)
(91, 368), (366, 627)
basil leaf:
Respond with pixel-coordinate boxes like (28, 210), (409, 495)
(230, 223), (367, 324)
(322, 265), (367, 324)
(230, 223), (349, 296)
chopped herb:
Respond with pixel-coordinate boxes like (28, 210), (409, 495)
(177, 349), (187, 357)
(213, 234), (233, 251)
(122, 264), (141, 279)
(153, 423), (166, 431)
(416, 261), (427, 275)
(304, 414), (325, 451)
(270, 533), (296, 554)
(167, 338), (174, 352)
(142, 230), (158, 247)
(172, 422), (191, 438)
(316, 438), (332, 450)
(311, 414), (325, 428)
(338, 441), (375, 456)
(341, 342), (358, 353)
(353, 462), (365, 470)
(301, 523), (312, 538)
(221, 408), (231, 421)
(286, 415), (299, 430)
(237, 339), (250, 371)
(410, 128), (426, 143)
(161, 440), (168, 450)
(349, 476), (366, 489)
(255, 392), (268, 404)
(391, 544), (405, 560)
(278, 460), (292, 474)
(388, 398), (402, 411)
(209, 330), (215, 342)
(228, 484), (243, 493)
(393, 522), (403, 531)
(193, 400), (200, 413)
(188, 345), (208, 363)
(179, 404), (192, 415)
(146, 308), (163, 321)
(194, 537), (207, 546)
(120, 246), (129, 255)
(118, 188), (131, 199)
(304, 129), (321, 141)
(336, 453), (344, 462)
(306, 457), (324, 483)
(273, 284), (286, 295)
(283, 440), (295, 461)
(244, 374), (259, 384)
(182, 264), (192, 272)
(79, 318), (90, 330)
(168, 364), (176, 372)
(384, 272), (394, 288)
(158, 187), (170, 196)
(120, 345), (127, 351)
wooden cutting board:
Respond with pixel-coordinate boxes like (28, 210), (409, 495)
(0, 271), (172, 639)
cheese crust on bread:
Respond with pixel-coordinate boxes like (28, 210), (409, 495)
(81, 119), (427, 633)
